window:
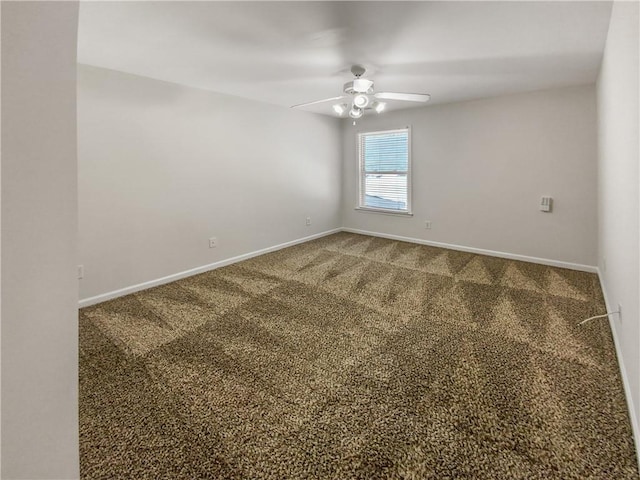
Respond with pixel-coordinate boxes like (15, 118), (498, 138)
(357, 128), (411, 215)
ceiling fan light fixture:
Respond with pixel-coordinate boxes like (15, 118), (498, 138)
(349, 106), (363, 119)
(332, 103), (347, 115)
(353, 94), (370, 109)
(374, 101), (386, 113)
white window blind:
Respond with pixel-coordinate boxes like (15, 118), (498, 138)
(357, 128), (411, 214)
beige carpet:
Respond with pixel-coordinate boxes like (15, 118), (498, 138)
(79, 232), (638, 479)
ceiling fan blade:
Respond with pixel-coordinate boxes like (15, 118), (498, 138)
(290, 96), (346, 109)
(374, 92), (431, 103)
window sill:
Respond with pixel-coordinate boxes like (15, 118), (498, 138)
(355, 207), (413, 217)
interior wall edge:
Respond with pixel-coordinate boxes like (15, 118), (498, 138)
(79, 228), (341, 308)
(597, 268), (640, 469)
(1, 1), (80, 478)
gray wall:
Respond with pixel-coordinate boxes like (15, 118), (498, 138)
(78, 65), (342, 300)
(342, 85), (598, 268)
(1, 2), (80, 479)
(597, 0), (640, 448)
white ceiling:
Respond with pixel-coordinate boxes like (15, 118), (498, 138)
(78, 1), (612, 116)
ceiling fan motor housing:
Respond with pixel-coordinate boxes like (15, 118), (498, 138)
(343, 78), (374, 95)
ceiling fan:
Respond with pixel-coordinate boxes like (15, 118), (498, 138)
(291, 64), (431, 120)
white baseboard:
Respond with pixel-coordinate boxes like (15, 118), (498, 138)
(81, 226), (598, 308)
(596, 269), (640, 467)
(78, 228), (341, 308)
(341, 227), (597, 273)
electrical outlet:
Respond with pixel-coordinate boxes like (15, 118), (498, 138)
(209, 237), (217, 248)
(540, 196), (553, 212)
(425, 220), (432, 230)
(77, 265), (84, 279)
(306, 217), (312, 226)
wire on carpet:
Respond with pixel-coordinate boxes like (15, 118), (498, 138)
(578, 310), (620, 326)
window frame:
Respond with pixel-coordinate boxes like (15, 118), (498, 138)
(356, 127), (413, 216)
